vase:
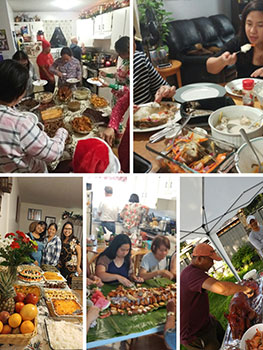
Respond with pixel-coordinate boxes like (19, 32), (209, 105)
(8, 265), (18, 281)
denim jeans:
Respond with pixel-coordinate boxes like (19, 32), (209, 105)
(101, 221), (116, 234)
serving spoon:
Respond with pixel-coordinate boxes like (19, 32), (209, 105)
(240, 128), (263, 173)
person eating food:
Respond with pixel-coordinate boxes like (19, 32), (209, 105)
(139, 235), (174, 280)
(0, 59), (68, 173)
(95, 234), (144, 287)
(207, 0), (263, 78)
(36, 39), (55, 92)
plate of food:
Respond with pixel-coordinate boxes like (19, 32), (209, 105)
(43, 271), (66, 282)
(240, 324), (263, 350)
(58, 86), (72, 102)
(18, 97), (40, 112)
(73, 87), (90, 100)
(66, 78), (80, 84)
(87, 77), (105, 87)
(34, 92), (53, 104)
(33, 79), (48, 87)
(225, 78), (262, 97)
(133, 102), (181, 132)
(71, 115), (93, 134)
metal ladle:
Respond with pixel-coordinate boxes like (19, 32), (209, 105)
(240, 128), (263, 173)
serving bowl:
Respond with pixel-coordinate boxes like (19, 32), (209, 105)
(240, 323), (263, 350)
(208, 105), (263, 148)
(34, 92), (53, 104)
(243, 269), (257, 280)
(235, 136), (263, 173)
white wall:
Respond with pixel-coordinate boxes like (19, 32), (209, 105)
(19, 202), (82, 234)
(0, 0), (16, 59)
(0, 178), (20, 237)
(164, 0), (231, 20)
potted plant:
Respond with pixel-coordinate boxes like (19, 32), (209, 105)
(137, 0), (173, 59)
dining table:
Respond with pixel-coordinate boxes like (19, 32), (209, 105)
(133, 87), (262, 173)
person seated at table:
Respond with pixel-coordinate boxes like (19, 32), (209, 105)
(49, 47), (81, 87)
(87, 259), (103, 287)
(139, 236), (174, 280)
(207, 0), (263, 78)
(0, 60), (68, 173)
(42, 223), (62, 267)
(12, 50), (38, 96)
(164, 299), (176, 350)
(28, 221), (47, 266)
(133, 32), (176, 105)
(95, 233), (144, 287)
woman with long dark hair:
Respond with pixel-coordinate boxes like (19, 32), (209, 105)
(12, 50), (38, 96)
(95, 234), (143, 287)
(42, 223), (62, 266)
(28, 221), (47, 266)
(207, 0), (263, 78)
(58, 221), (82, 285)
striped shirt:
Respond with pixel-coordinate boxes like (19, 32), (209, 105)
(0, 105), (68, 173)
(42, 236), (62, 266)
(50, 57), (81, 86)
(133, 50), (168, 105)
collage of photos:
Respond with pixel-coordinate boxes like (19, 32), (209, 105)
(3, 0), (263, 349)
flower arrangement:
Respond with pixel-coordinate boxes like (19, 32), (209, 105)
(0, 231), (38, 267)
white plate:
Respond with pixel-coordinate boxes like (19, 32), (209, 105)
(134, 102), (181, 133)
(66, 78), (80, 84)
(240, 323), (263, 350)
(33, 79), (48, 87)
(225, 78), (262, 97)
(174, 83), (226, 103)
(87, 77), (105, 87)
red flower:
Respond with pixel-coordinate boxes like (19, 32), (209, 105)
(16, 231), (26, 239)
(22, 237), (30, 244)
(5, 233), (15, 238)
(10, 241), (20, 249)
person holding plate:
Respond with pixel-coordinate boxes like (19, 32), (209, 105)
(207, 0), (263, 78)
(36, 39), (55, 92)
(12, 50), (38, 96)
(49, 47), (81, 87)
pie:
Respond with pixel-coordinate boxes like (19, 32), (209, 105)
(18, 268), (43, 282)
(52, 299), (82, 315)
(44, 272), (64, 281)
(44, 289), (77, 301)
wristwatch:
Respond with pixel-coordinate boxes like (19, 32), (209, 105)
(167, 311), (175, 317)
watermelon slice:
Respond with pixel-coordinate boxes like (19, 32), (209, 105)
(95, 297), (111, 310)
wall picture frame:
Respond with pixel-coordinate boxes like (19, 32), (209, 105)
(45, 216), (56, 227)
(27, 208), (42, 221)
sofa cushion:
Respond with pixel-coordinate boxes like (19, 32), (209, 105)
(209, 14), (235, 44)
(193, 17), (224, 48)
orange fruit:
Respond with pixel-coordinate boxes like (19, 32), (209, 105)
(20, 304), (38, 321)
(0, 321), (3, 333)
(1, 324), (11, 334)
(8, 313), (22, 328)
(20, 320), (34, 334)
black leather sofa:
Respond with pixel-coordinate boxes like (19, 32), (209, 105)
(165, 14), (237, 85)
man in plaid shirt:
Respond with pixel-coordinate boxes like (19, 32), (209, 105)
(42, 223), (62, 266)
(0, 60), (68, 173)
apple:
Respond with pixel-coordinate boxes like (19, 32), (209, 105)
(24, 293), (38, 305)
(0, 311), (10, 324)
(15, 302), (24, 313)
(14, 292), (26, 303)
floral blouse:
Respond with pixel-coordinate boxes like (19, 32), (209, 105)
(58, 237), (80, 273)
(120, 203), (149, 230)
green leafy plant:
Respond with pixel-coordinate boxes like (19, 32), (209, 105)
(137, 0), (173, 52)
(231, 244), (259, 270)
(0, 231), (38, 267)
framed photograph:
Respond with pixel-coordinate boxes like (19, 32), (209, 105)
(27, 208), (42, 221)
(45, 216), (56, 227)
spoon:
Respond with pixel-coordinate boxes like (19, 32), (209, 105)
(240, 128), (263, 172)
(248, 116), (263, 129)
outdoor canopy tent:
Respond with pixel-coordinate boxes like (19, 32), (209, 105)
(180, 177), (263, 281)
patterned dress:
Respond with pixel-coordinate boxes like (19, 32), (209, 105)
(58, 237), (80, 283)
(120, 203), (149, 232)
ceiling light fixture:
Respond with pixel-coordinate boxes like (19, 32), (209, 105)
(51, 0), (81, 10)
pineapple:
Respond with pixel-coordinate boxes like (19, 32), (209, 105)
(0, 271), (16, 314)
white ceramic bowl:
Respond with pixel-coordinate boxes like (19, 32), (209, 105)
(240, 323), (263, 350)
(208, 105), (263, 148)
(235, 137), (263, 173)
(243, 269), (257, 280)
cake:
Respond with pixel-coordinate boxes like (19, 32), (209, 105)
(18, 268), (43, 282)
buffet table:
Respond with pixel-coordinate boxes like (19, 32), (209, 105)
(133, 91), (262, 173)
